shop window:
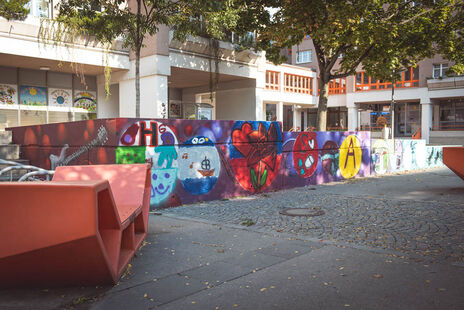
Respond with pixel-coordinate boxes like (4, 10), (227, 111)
(437, 99), (464, 130)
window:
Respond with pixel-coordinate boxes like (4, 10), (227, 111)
(296, 50), (312, 64)
(27, 0), (50, 18)
(433, 63), (449, 79)
(437, 98), (464, 130)
(355, 67), (418, 91)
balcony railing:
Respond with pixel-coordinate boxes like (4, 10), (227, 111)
(355, 67), (419, 92)
(265, 71), (280, 91)
(284, 73), (313, 95)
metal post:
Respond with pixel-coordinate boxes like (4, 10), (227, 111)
(390, 70), (395, 140)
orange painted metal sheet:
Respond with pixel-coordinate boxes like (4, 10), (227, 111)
(0, 164), (151, 288)
(443, 147), (464, 181)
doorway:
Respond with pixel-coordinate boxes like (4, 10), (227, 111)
(395, 102), (421, 137)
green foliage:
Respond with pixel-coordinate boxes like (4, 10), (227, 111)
(0, 0), (29, 21)
(237, 0), (463, 129)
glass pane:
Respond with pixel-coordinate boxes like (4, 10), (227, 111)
(0, 109), (19, 128)
(20, 110), (46, 126)
(265, 104), (277, 121)
(413, 67), (419, 80)
(75, 112), (96, 121)
(363, 73), (369, 84)
(48, 111), (73, 124)
(356, 73), (362, 84)
(404, 68), (411, 81)
(307, 111), (317, 129)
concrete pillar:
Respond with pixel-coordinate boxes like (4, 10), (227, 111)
(421, 102), (433, 144)
(277, 101), (284, 122)
(293, 105), (300, 130)
(348, 106), (358, 131)
(303, 109), (308, 131)
(119, 79), (135, 117)
(255, 88), (264, 121)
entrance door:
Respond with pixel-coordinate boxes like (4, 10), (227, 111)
(395, 102), (420, 137)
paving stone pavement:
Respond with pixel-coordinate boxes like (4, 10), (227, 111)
(163, 168), (464, 264)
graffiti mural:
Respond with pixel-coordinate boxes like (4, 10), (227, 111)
(339, 134), (363, 179)
(292, 132), (318, 178)
(48, 88), (72, 108)
(9, 117), (444, 210)
(371, 139), (444, 175)
(372, 139), (389, 175)
(321, 140), (339, 177)
(74, 91), (97, 112)
(118, 120), (179, 206)
(229, 121), (282, 192)
(0, 84), (18, 105)
(178, 136), (221, 195)
(19, 86), (47, 106)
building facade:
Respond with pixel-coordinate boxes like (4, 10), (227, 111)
(279, 37), (464, 145)
(1, 1), (462, 145)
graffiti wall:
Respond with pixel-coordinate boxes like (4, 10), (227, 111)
(371, 139), (444, 175)
(10, 118), (373, 209)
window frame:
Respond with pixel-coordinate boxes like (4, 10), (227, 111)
(296, 50), (312, 64)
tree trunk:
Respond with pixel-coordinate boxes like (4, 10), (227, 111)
(316, 73), (329, 131)
(135, 47), (140, 118)
(135, 0), (141, 118)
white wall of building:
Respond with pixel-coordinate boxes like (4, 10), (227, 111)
(216, 88), (256, 121)
(98, 84), (119, 118)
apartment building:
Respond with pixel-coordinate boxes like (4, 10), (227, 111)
(274, 37), (464, 144)
(0, 0), (320, 132)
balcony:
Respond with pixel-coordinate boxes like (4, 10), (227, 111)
(168, 30), (261, 65)
(284, 73), (313, 95)
(427, 76), (464, 90)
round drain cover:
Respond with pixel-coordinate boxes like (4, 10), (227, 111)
(279, 208), (325, 217)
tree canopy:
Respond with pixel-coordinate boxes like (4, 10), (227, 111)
(56, 0), (248, 117)
(237, 0), (464, 130)
(0, 0), (29, 21)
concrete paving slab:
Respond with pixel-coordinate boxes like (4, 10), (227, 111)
(159, 245), (464, 310)
(94, 274), (206, 309)
(220, 251), (287, 272)
(180, 261), (251, 286)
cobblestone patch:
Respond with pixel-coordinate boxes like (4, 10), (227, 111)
(163, 186), (464, 263)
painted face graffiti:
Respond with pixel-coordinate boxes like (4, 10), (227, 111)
(339, 135), (362, 179)
(293, 132), (318, 178)
(178, 136), (221, 195)
(229, 121), (282, 192)
(151, 168), (177, 204)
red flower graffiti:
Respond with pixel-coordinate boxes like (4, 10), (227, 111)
(231, 122), (281, 191)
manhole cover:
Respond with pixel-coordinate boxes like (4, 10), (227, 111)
(279, 208), (325, 217)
